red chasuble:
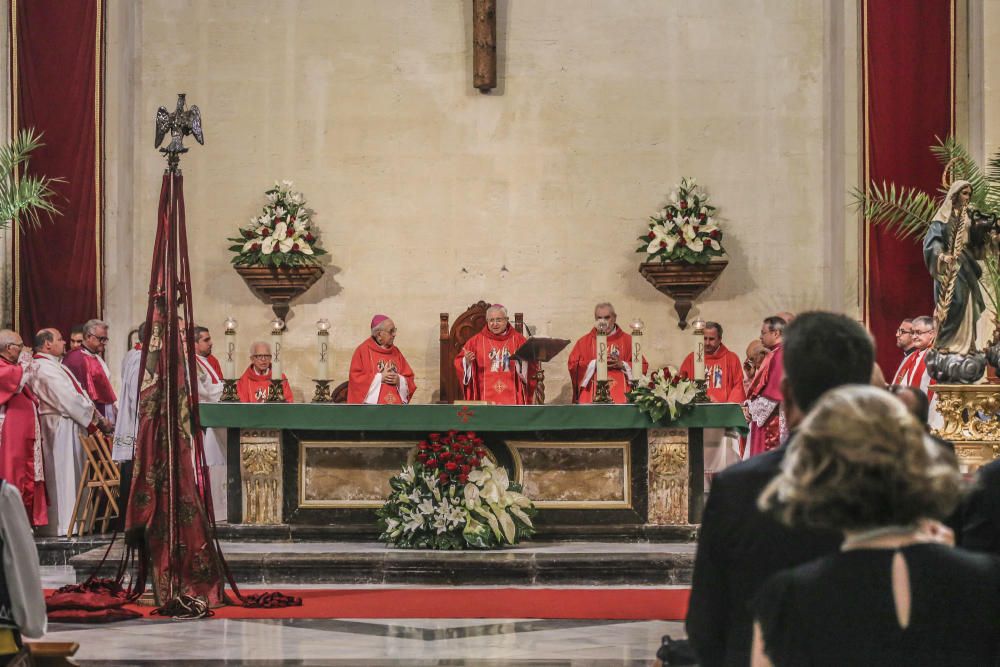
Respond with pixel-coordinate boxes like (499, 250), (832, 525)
(236, 365), (293, 403)
(567, 327), (647, 404)
(347, 338), (417, 405)
(746, 345), (783, 457)
(0, 359), (47, 526)
(680, 344), (747, 404)
(63, 347), (116, 417)
(454, 326), (535, 405)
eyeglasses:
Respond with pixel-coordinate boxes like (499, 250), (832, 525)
(896, 328), (913, 335)
(252, 354), (272, 359)
(5, 342), (22, 350)
(87, 334), (109, 343)
(912, 329), (934, 336)
(487, 318), (508, 324)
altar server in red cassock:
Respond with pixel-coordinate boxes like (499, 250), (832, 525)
(0, 330), (47, 526)
(568, 302), (647, 403)
(744, 316), (786, 458)
(348, 315), (417, 405)
(679, 321), (746, 404)
(455, 305), (535, 404)
(237, 341), (293, 403)
(62, 319), (116, 425)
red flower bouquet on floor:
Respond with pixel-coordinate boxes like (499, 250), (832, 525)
(377, 431), (536, 550)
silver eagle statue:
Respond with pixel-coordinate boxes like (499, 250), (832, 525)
(154, 93), (204, 172)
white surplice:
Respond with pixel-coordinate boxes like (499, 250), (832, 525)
(195, 355), (227, 518)
(0, 481), (47, 638)
(112, 348), (143, 462)
(28, 353), (96, 536)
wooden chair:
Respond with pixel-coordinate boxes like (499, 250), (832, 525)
(332, 381), (349, 403)
(438, 300), (523, 404)
(68, 431), (121, 536)
(27, 641), (80, 666)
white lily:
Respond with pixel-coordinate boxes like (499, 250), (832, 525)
(406, 489), (422, 505)
(265, 192), (278, 204)
(417, 498), (436, 516)
(646, 227), (676, 255)
(281, 179), (294, 189)
(385, 518), (400, 531)
(403, 515), (424, 534)
(399, 466), (415, 483)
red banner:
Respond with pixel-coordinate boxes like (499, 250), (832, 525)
(9, 0), (103, 339)
(864, 0), (954, 373)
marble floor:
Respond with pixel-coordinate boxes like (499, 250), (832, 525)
(37, 567), (682, 665)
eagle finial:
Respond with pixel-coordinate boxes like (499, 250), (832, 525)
(154, 93), (205, 172)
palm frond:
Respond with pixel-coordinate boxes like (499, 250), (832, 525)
(0, 127), (63, 229)
(983, 253), (1000, 318)
(849, 181), (938, 240)
(930, 136), (995, 210)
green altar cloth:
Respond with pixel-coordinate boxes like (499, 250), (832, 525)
(200, 402), (747, 432)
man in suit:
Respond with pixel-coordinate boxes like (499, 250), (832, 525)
(960, 459), (1000, 554)
(686, 311), (875, 667)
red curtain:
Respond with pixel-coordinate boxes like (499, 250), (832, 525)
(864, 0), (953, 374)
(10, 0), (103, 339)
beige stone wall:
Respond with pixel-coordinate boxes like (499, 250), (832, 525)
(104, 0), (861, 402)
(985, 1), (1000, 156)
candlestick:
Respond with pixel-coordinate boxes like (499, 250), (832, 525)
(596, 333), (609, 382)
(629, 318), (644, 383)
(316, 318), (331, 381)
(692, 318), (706, 381)
(270, 317), (285, 379)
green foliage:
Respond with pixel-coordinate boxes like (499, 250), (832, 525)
(0, 128), (62, 230)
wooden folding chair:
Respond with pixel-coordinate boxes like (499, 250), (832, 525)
(68, 432), (121, 536)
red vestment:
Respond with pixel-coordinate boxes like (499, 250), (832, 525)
(63, 347), (116, 420)
(236, 365), (293, 403)
(454, 326), (535, 404)
(680, 344), (747, 404)
(347, 338), (416, 404)
(567, 327), (647, 404)
(746, 345), (783, 457)
(205, 354), (223, 380)
(0, 359), (47, 526)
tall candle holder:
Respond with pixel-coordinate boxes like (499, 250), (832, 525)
(629, 317), (644, 392)
(266, 317), (286, 403)
(313, 318), (333, 403)
(692, 318), (706, 381)
(220, 316), (239, 402)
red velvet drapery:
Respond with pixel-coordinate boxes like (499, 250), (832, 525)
(863, 0), (954, 372)
(9, 0), (104, 339)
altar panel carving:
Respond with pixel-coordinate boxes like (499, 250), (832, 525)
(506, 441), (630, 509)
(647, 428), (689, 525)
(300, 441), (415, 508)
(239, 429), (282, 525)
(933, 384), (1000, 474)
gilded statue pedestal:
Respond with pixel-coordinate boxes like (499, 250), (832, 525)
(933, 384), (1000, 473)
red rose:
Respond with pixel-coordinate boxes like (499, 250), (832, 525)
(659, 241), (667, 248)
(305, 232), (315, 242)
(647, 231), (655, 240)
(251, 242), (261, 251)
(469, 457), (481, 467)
(671, 376), (681, 386)
(439, 472), (450, 483)
(461, 464), (471, 474)
(426, 457), (438, 467)
(692, 226), (699, 233)
(418, 441), (429, 450)
(439, 451), (451, 461)
(666, 212), (674, 221)
(242, 229), (253, 239)
(647, 381), (655, 389)
(448, 430), (458, 437)
(291, 243), (300, 252)
(458, 474), (469, 484)
(699, 213), (706, 220)
(710, 230), (720, 239)
(286, 227), (294, 237)
(678, 238), (687, 246)
(457, 435), (468, 443)
(453, 453), (465, 463)
(429, 433), (440, 441)
(445, 462), (458, 472)
(475, 447), (487, 457)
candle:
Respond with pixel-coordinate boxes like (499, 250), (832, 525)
(316, 318), (331, 381)
(693, 318), (706, 381)
(596, 333), (609, 381)
(630, 318), (644, 375)
(270, 318), (284, 379)
(223, 316), (237, 380)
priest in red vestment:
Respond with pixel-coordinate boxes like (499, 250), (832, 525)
(348, 315), (417, 404)
(454, 305), (535, 404)
(0, 330), (47, 526)
(744, 316), (786, 458)
(679, 321), (746, 404)
(568, 302), (646, 403)
(237, 341), (293, 403)
(63, 319), (117, 425)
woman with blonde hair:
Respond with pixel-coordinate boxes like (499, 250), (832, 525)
(750, 385), (1000, 666)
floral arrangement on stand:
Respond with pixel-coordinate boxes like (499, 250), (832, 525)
(638, 177), (724, 264)
(626, 366), (708, 423)
(228, 180), (327, 267)
(377, 431), (537, 550)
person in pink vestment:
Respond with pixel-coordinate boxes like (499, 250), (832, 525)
(62, 319), (117, 425)
(0, 330), (47, 526)
(744, 316), (786, 458)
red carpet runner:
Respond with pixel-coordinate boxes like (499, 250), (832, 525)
(48, 588), (690, 621)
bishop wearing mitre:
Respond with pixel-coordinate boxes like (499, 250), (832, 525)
(568, 302), (646, 403)
(347, 315), (416, 404)
(454, 304), (535, 404)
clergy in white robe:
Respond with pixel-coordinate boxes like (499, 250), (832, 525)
(112, 342), (143, 462)
(193, 326), (227, 517)
(29, 330), (102, 536)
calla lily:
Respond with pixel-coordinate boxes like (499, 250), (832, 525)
(279, 237), (295, 253)
(242, 239), (258, 252)
(261, 237), (277, 254)
(687, 236), (704, 252)
(299, 244), (314, 255)
(646, 228), (676, 255)
(273, 221), (288, 239)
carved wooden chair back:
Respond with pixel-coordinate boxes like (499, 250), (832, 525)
(438, 300), (523, 403)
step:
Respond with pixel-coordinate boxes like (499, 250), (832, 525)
(69, 541), (696, 587)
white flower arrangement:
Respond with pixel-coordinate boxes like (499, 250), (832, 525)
(228, 180), (327, 267)
(638, 177), (725, 264)
(626, 365), (708, 423)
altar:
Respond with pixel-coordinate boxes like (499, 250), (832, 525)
(200, 403), (746, 530)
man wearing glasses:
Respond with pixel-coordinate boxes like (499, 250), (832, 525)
(347, 315), (416, 404)
(236, 341), (293, 403)
(0, 330), (47, 526)
(894, 315), (936, 394)
(890, 318), (917, 384)
(454, 304), (535, 404)
(63, 319), (117, 427)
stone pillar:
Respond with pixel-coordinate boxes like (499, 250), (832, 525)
(239, 429), (283, 524)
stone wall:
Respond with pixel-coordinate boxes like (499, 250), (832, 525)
(103, 0), (861, 401)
